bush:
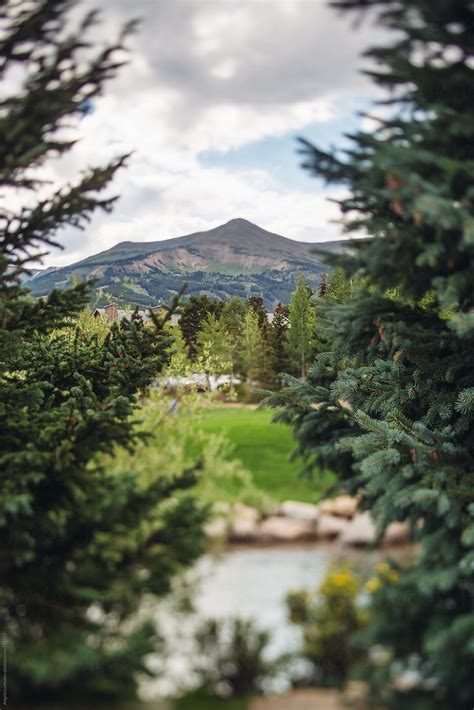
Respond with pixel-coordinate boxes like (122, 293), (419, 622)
(287, 566), (367, 688)
(194, 617), (274, 698)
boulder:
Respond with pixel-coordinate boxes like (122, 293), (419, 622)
(318, 495), (359, 519)
(383, 521), (410, 546)
(257, 516), (316, 543)
(232, 503), (259, 523)
(204, 518), (228, 540)
(279, 500), (319, 522)
(317, 513), (349, 540)
(340, 512), (376, 547)
(229, 504), (260, 542)
(229, 518), (259, 542)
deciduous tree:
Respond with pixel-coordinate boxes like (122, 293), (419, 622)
(286, 274), (315, 378)
(179, 294), (224, 357)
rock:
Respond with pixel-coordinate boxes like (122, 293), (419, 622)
(318, 495), (359, 519)
(257, 516), (316, 543)
(204, 518), (228, 540)
(317, 513), (349, 540)
(229, 519), (259, 542)
(232, 503), (259, 523)
(229, 504), (260, 542)
(340, 512), (376, 547)
(383, 521), (410, 546)
(279, 500), (319, 522)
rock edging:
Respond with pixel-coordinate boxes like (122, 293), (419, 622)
(205, 496), (411, 548)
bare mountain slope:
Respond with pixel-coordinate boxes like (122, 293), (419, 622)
(28, 219), (343, 308)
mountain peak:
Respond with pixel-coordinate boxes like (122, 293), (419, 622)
(223, 218), (255, 228)
(27, 218), (344, 309)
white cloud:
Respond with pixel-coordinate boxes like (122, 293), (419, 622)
(16, 0), (382, 268)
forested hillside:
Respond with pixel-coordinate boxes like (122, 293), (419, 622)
(27, 218), (345, 308)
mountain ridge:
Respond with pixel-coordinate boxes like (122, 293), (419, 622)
(28, 219), (345, 308)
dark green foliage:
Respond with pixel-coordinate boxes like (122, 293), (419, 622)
(221, 297), (247, 374)
(312, 268), (357, 356)
(0, 1), (207, 703)
(194, 617), (274, 698)
(179, 294), (224, 357)
(246, 295), (268, 328)
(269, 0), (474, 706)
(175, 690), (249, 710)
(270, 301), (290, 378)
(250, 320), (277, 389)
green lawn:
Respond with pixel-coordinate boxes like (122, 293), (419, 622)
(197, 406), (333, 504)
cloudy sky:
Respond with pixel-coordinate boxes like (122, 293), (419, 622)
(43, 0), (381, 267)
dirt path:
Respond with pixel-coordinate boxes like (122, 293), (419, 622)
(250, 689), (347, 710)
(249, 684), (367, 710)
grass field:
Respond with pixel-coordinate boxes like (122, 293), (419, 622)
(197, 406), (333, 504)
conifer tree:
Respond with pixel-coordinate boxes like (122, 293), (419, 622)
(251, 320), (278, 389)
(179, 294), (224, 358)
(269, 1), (474, 706)
(0, 2), (207, 702)
(270, 301), (290, 378)
(221, 297), (247, 374)
(324, 267), (353, 304)
(287, 274), (315, 378)
(246, 295), (268, 328)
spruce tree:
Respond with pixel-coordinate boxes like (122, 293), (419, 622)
(324, 267), (353, 304)
(270, 0), (474, 706)
(0, 2), (207, 703)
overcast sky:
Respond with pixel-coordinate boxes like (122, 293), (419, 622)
(41, 0), (382, 267)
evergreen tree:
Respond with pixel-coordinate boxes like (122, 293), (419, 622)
(313, 268), (356, 356)
(270, 301), (290, 378)
(270, 1), (474, 706)
(246, 295), (268, 328)
(251, 320), (278, 389)
(318, 273), (328, 298)
(221, 297), (247, 338)
(179, 294), (224, 357)
(221, 297), (247, 374)
(287, 274), (315, 378)
(0, 2), (207, 703)
(324, 267), (353, 304)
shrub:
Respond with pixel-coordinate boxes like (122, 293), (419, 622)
(287, 566), (367, 688)
(194, 617), (274, 698)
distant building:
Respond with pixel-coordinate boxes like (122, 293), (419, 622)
(93, 302), (181, 326)
(93, 302), (148, 322)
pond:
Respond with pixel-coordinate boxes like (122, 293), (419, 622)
(139, 544), (383, 701)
